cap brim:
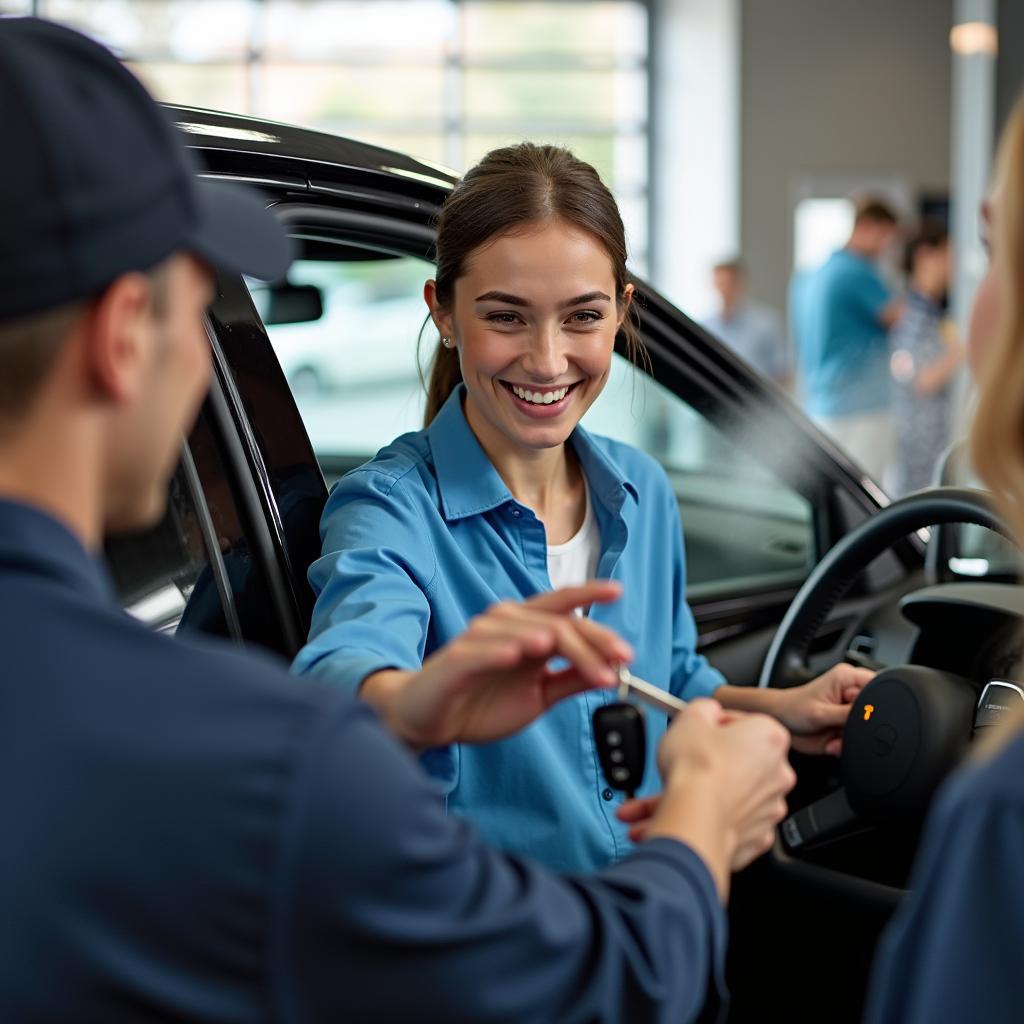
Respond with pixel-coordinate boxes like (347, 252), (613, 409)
(188, 179), (293, 283)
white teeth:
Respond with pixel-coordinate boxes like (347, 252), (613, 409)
(511, 384), (570, 405)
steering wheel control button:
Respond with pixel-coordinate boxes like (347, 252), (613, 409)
(593, 703), (646, 799)
(844, 666), (975, 821)
(974, 680), (1024, 731)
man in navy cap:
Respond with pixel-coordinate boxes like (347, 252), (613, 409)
(0, 17), (795, 1022)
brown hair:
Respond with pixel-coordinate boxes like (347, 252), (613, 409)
(902, 221), (948, 276)
(971, 95), (1024, 746)
(0, 262), (172, 429)
(423, 142), (644, 425)
(972, 97), (1024, 543)
(853, 196), (899, 227)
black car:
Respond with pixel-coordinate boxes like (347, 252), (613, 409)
(104, 105), (1016, 1023)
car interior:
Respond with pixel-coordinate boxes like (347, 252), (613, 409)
(103, 221), (1022, 1024)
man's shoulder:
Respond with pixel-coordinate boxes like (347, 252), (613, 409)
(4, 576), (352, 742)
(942, 732), (1024, 813)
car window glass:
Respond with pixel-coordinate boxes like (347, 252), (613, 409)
(253, 249), (813, 599)
(104, 403), (282, 646)
(586, 357), (815, 598)
(932, 441), (1021, 581)
(251, 255), (430, 485)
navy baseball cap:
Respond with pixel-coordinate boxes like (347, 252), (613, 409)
(0, 17), (292, 321)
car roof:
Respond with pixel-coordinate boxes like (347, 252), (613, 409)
(165, 103), (458, 209)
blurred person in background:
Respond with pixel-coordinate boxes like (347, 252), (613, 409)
(866, 94), (1024, 1024)
(888, 224), (964, 496)
(791, 197), (903, 482)
(703, 257), (790, 388)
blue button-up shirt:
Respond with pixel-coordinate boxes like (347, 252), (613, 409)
(295, 385), (725, 873)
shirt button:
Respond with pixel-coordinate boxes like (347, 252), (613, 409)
(602, 788), (614, 802)
(510, 508), (522, 518)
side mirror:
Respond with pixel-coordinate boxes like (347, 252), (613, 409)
(259, 282), (324, 326)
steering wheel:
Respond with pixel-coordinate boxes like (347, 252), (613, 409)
(758, 487), (1013, 873)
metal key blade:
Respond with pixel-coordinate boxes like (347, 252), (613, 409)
(616, 666), (686, 716)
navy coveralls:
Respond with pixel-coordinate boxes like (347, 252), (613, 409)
(0, 498), (726, 1022)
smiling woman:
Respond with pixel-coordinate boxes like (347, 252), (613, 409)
(293, 142), (869, 873)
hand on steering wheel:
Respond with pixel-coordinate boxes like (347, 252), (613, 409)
(775, 664), (875, 755)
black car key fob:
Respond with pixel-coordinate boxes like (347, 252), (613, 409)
(593, 702), (646, 798)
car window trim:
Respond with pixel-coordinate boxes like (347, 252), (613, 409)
(177, 434), (244, 643)
(205, 322), (306, 654)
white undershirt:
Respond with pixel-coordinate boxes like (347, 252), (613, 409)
(546, 479), (601, 595)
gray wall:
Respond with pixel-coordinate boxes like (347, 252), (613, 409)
(998, 1), (1024, 129)
(740, 0), (953, 317)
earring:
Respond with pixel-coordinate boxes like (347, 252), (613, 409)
(441, 336), (453, 348)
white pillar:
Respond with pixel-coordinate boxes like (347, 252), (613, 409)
(949, 0), (997, 444)
(950, 0), (997, 335)
(649, 0), (740, 319)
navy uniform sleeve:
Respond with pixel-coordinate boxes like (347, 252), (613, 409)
(866, 745), (1024, 1024)
(272, 694), (728, 1023)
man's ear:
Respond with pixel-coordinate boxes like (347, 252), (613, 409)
(424, 279), (455, 340)
(84, 273), (152, 403)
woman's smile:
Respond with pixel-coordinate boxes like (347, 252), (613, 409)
(499, 379), (583, 418)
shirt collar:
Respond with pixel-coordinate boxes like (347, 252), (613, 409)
(0, 497), (117, 604)
(426, 384), (639, 522)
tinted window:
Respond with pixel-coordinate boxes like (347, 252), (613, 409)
(253, 243), (814, 600)
(585, 358), (815, 598)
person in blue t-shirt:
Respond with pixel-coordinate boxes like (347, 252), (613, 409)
(294, 143), (872, 873)
(866, 95), (1024, 1024)
(790, 198), (903, 482)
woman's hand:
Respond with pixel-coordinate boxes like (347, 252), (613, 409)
(773, 664), (874, 755)
(715, 663), (873, 755)
(362, 580), (633, 750)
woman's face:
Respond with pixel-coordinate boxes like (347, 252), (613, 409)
(967, 196), (1003, 375)
(427, 217), (631, 457)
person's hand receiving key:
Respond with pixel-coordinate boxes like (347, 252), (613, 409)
(615, 700), (796, 900)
